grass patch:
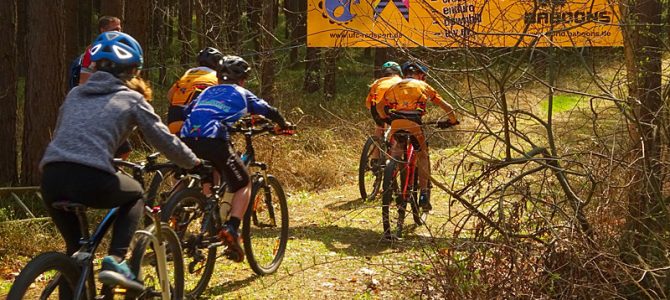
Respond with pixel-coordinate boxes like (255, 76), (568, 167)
(539, 94), (583, 114)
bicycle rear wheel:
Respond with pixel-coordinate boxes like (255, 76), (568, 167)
(242, 175), (289, 275)
(161, 187), (216, 299)
(128, 224), (184, 299)
(358, 137), (385, 201)
(408, 166), (427, 225)
(7, 252), (80, 300)
(381, 160), (408, 239)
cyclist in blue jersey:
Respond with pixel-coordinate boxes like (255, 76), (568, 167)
(180, 55), (291, 262)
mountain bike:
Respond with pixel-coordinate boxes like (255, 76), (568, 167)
(161, 116), (294, 298)
(358, 127), (391, 201)
(381, 120), (456, 240)
(7, 153), (205, 299)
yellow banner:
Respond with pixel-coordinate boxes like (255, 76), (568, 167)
(307, 0), (623, 47)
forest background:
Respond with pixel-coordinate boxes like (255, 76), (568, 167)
(1, 0), (670, 298)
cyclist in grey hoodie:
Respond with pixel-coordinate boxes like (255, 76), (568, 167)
(40, 31), (201, 287)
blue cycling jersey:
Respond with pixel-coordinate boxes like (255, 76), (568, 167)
(179, 84), (273, 140)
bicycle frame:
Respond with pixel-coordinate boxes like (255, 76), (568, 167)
(66, 208), (119, 300)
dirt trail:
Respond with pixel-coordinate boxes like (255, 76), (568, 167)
(204, 183), (455, 299)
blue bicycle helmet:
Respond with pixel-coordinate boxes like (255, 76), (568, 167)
(90, 31), (144, 69)
(402, 61), (428, 75)
(381, 61), (402, 76)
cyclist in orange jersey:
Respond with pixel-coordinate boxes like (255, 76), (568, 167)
(365, 61), (403, 164)
(378, 61), (459, 211)
(166, 47), (222, 134)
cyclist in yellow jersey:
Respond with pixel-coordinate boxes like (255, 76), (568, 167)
(378, 61), (459, 211)
(365, 61), (402, 162)
(166, 47), (222, 134)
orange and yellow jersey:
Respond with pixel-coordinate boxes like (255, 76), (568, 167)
(167, 66), (218, 134)
(365, 75), (402, 109)
(380, 78), (444, 115)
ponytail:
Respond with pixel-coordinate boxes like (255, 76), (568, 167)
(121, 75), (153, 101)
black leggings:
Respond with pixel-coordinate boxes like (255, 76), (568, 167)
(182, 137), (250, 192)
(41, 162), (144, 258)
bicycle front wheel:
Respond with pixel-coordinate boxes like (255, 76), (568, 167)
(242, 175), (289, 275)
(128, 224), (184, 299)
(7, 252), (80, 300)
(161, 187), (216, 299)
(358, 137), (385, 201)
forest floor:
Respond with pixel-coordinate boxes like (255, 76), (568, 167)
(0, 179), (460, 299)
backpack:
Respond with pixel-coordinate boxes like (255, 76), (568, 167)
(67, 54), (84, 91)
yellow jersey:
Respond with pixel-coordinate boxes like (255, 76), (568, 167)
(167, 67), (218, 134)
(381, 78), (444, 114)
(365, 75), (402, 110)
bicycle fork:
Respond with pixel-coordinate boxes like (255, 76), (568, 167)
(135, 208), (171, 300)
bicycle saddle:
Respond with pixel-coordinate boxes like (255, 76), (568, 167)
(51, 201), (88, 213)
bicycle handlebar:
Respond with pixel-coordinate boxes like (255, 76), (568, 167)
(228, 115), (297, 136)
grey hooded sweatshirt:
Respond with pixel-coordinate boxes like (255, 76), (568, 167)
(40, 71), (199, 173)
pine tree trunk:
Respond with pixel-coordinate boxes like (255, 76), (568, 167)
(17, 0), (27, 77)
(224, 0), (242, 52)
(22, 0), (66, 185)
(248, 0), (262, 56)
(125, 0), (151, 68)
(323, 48), (341, 100)
(620, 0), (666, 293)
(303, 47), (321, 93)
(286, 0), (304, 67)
(178, 0), (192, 64)
(259, 0), (276, 104)
(100, 0), (124, 18)
(373, 48), (390, 78)
(79, 0), (92, 46)
(0, 0), (18, 184)
(64, 0), (79, 63)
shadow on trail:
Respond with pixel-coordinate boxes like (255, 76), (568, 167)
(323, 197), (372, 211)
(206, 273), (259, 296)
(290, 224), (451, 258)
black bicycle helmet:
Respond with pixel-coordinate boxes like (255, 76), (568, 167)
(197, 47), (224, 70)
(402, 61), (429, 76)
(218, 55), (251, 81)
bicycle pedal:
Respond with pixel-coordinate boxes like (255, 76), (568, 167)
(98, 271), (145, 294)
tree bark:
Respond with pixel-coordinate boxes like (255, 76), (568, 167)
(100, 0), (124, 19)
(17, 0), (27, 77)
(223, 0), (242, 52)
(125, 0), (151, 67)
(0, 0), (18, 184)
(303, 47), (321, 93)
(64, 0), (79, 63)
(178, 0), (192, 64)
(323, 48), (341, 100)
(22, 0), (66, 185)
(259, 0), (276, 104)
(79, 0), (92, 47)
(373, 48), (390, 78)
(248, 0), (262, 56)
(287, 0), (305, 67)
(620, 0), (666, 293)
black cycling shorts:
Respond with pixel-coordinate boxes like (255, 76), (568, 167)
(370, 105), (386, 127)
(182, 137), (250, 192)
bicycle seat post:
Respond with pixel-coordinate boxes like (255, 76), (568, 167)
(75, 209), (90, 242)
(52, 202), (90, 242)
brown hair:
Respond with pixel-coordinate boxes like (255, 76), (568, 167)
(120, 74), (153, 101)
(99, 16), (121, 31)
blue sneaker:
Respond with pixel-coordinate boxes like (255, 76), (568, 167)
(101, 256), (135, 281)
